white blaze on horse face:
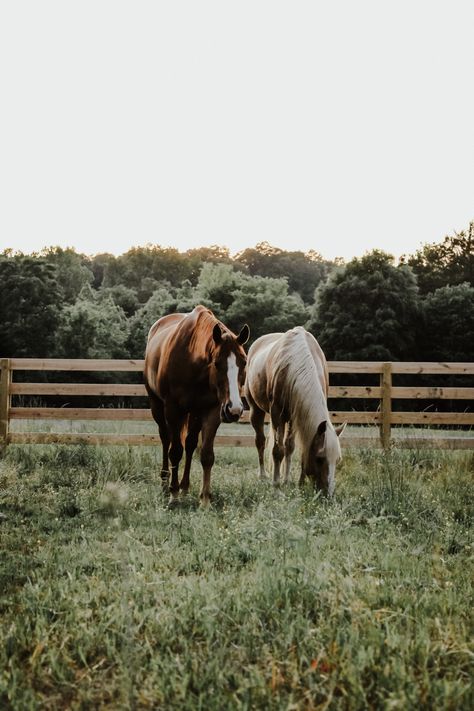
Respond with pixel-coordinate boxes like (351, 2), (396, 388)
(226, 353), (243, 415)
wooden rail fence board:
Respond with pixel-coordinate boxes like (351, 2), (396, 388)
(9, 359), (144, 372)
(9, 432), (163, 446)
(2, 358), (473, 450)
(390, 412), (474, 425)
(9, 407), (154, 421)
(381, 363), (392, 450)
(0, 359), (11, 448)
(329, 411), (381, 424)
(389, 362), (474, 375)
(10, 383), (147, 396)
(9, 358), (474, 376)
(390, 387), (474, 400)
(328, 386), (382, 398)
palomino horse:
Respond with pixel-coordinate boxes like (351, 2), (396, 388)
(144, 305), (249, 506)
(244, 327), (346, 495)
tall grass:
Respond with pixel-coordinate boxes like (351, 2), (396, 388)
(0, 443), (473, 709)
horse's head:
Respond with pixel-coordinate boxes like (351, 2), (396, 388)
(211, 323), (250, 423)
(306, 420), (346, 496)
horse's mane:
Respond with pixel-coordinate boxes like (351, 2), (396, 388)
(271, 327), (341, 460)
(188, 306), (224, 355)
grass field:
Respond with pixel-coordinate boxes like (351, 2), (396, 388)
(0, 441), (473, 710)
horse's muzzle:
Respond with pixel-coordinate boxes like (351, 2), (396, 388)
(221, 402), (242, 423)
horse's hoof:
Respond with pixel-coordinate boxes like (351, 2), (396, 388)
(167, 494), (180, 509)
(199, 497), (211, 509)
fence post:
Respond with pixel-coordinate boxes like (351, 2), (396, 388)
(0, 358), (12, 451)
(380, 362), (392, 449)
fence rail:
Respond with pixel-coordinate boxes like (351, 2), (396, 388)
(1, 358), (473, 450)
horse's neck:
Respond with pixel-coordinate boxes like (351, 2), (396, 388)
(279, 338), (329, 445)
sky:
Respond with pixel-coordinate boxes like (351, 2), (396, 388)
(0, 1), (473, 262)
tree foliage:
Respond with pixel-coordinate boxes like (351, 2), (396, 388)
(1, 222), (473, 362)
(0, 254), (64, 357)
(403, 221), (473, 294)
(38, 246), (94, 303)
(422, 283), (474, 361)
(307, 251), (421, 360)
(57, 286), (130, 359)
(101, 245), (192, 299)
(193, 263), (308, 341)
(235, 242), (332, 303)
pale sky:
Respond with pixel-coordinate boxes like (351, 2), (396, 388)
(0, 1), (473, 261)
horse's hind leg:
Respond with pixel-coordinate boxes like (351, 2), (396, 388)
(180, 413), (201, 495)
(165, 405), (187, 506)
(270, 409), (285, 486)
(149, 395), (171, 489)
(250, 405), (267, 479)
(199, 408), (220, 507)
(283, 420), (295, 484)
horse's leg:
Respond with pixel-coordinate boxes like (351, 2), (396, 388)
(270, 408), (285, 486)
(283, 420), (295, 484)
(165, 405), (186, 506)
(199, 408), (220, 507)
(298, 461), (306, 487)
(149, 395), (171, 490)
(180, 413), (201, 496)
(250, 405), (267, 479)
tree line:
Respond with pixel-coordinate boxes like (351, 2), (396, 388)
(1, 221), (473, 363)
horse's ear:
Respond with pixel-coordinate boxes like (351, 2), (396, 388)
(237, 324), (250, 345)
(335, 422), (347, 437)
(313, 420), (327, 455)
(213, 323), (223, 345)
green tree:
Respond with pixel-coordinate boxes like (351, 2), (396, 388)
(422, 283), (474, 361)
(102, 245), (192, 298)
(403, 221), (473, 294)
(38, 246), (94, 303)
(235, 242), (333, 303)
(57, 286), (129, 358)
(194, 263), (308, 341)
(126, 280), (199, 358)
(100, 284), (140, 317)
(90, 253), (116, 289)
(193, 263), (241, 313)
(127, 286), (182, 358)
(185, 245), (233, 284)
(307, 251), (421, 360)
(0, 253), (64, 357)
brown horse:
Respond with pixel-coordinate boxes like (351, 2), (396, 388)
(244, 327), (346, 495)
(144, 305), (249, 506)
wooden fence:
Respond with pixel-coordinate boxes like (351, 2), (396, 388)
(1, 358), (473, 450)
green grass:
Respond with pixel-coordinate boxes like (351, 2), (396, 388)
(0, 443), (473, 710)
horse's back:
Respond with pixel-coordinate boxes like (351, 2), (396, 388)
(245, 333), (283, 410)
(144, 306), (219, 402)
(144, 313), (188, 396)
(297, 328), (329, 397)
(246, 328), (328, 410)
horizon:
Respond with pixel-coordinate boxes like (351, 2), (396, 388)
(1, 223), (465, 264)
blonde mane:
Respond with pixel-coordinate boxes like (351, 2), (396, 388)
(271, 327), (341, 463)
